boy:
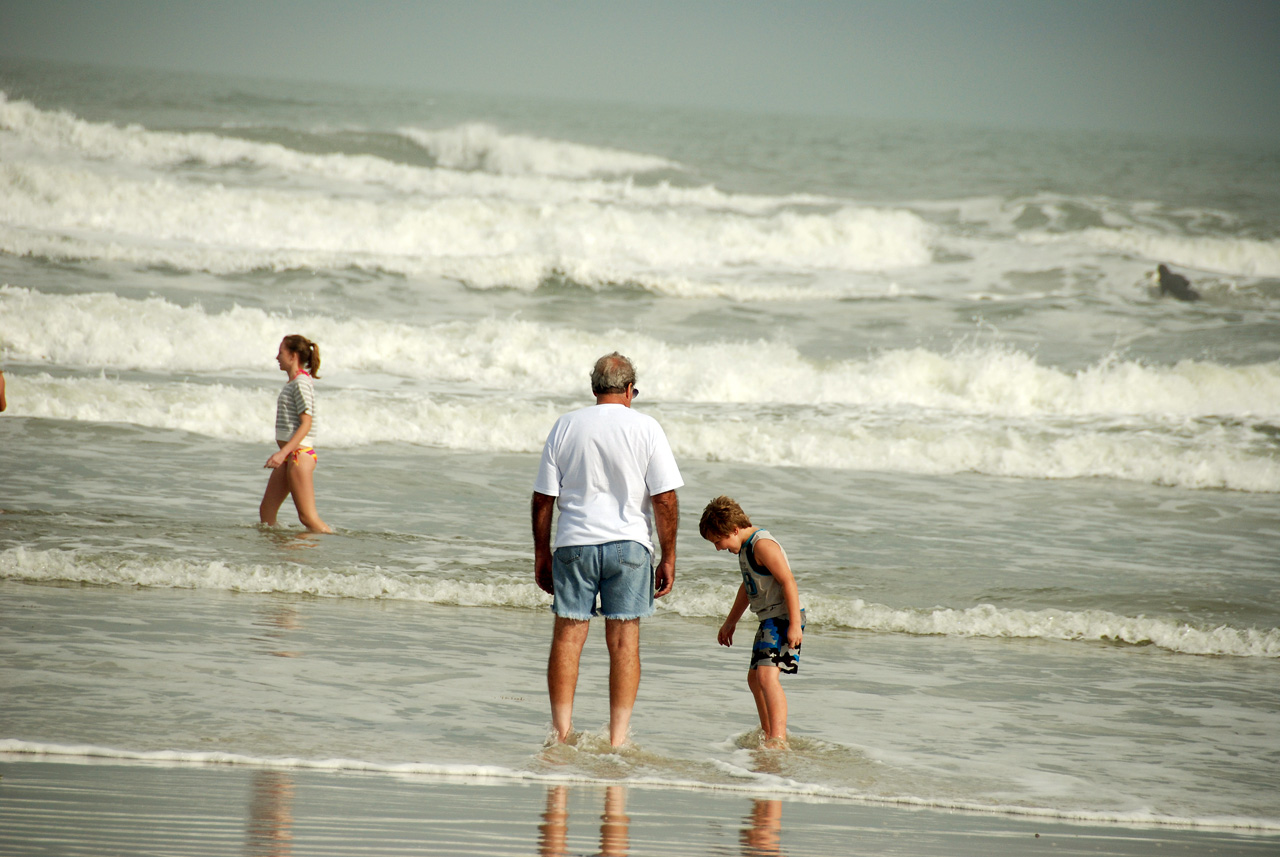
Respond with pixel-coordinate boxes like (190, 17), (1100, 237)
(699, 496), (804, 748)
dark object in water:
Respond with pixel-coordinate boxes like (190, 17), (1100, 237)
(1157, 264), (1200, 301)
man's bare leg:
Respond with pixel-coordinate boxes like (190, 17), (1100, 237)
(548, 616), (590, 742)
(604, 618), (641, 747)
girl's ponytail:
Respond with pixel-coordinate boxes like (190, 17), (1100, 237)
(283, 334), (321, 379)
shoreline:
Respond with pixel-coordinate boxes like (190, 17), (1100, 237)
(3, 743), (1276, 836)
(2, 757), (1277, 857)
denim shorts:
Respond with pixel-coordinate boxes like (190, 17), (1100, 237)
(551, 540), (654, 620)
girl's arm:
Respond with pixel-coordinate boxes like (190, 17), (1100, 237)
(718, 583), (749, 647)
(753, 539), (803, 649)
(265, 412), (312, 469)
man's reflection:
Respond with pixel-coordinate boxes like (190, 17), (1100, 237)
(246, 770), (294, 857)
(740, 799), (785, 856)
(599, 785), (629, 856)
(538, 785), (630, 857)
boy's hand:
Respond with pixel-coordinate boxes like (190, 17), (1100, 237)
(787, 626), (803, 650)
(717, 621), (735, 647)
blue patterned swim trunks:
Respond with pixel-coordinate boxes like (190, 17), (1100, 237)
(750, 610), (805, 674)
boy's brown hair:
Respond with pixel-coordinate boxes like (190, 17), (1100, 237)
(699, 495), (752, 539)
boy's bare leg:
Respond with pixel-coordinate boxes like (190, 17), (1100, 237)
(604, 618), (640, 746)
(747, 668), (771, 735)
(752, 666), (788, 745)
(548, 616), (590, 742)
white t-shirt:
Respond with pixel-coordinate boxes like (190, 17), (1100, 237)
(534, 403), (683, 552)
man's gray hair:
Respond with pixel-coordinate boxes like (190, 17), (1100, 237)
(591, 352), (637, 395)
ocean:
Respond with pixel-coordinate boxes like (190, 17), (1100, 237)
(1, 57), (1278, 851)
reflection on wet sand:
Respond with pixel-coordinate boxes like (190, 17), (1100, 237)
(246, 770), (294, 857)
(538, 785), (630, 857)
(252, 604), (302, 658)
(258, 525), (325, 549)
(741, 799), (786, 856)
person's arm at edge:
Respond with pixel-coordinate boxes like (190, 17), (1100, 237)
(532, 491), (556, 594)
(718, 583), (749, 647)
(651, 489), (678, 597)
(0, 370), (7, 412)
(753, 539), (803, 649)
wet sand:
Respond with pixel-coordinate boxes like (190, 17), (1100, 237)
(1, 757), (1274, 857)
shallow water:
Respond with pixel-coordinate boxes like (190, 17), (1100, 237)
(1, 58), (1278, 835)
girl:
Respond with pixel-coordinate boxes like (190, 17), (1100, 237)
(260, 335), (333, 533)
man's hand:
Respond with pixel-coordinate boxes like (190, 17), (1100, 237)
(654, 557), (675, 598)
(535, 553), (554, 594)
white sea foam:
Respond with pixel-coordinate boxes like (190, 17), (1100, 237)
(7, 286), (1279, 491)
(398, 123), (679, 177)
(1024, 227), (1280, 278)
(660, 582), (1280, 658)
(0, 94), (814, 210)
(0, 94), (932, 289)
(6, 287), (1278, 417)
(0, 545), (549, 608)
(4, 547), (1275, 658)
(13, 369), (1279, 492)
(0, 159), (930, 288)
(926, 192), (1280, 280)
(799, 596), (1280, 658)
(0, 741), (1274, 831)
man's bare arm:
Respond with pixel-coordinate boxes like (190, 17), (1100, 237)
(532, 492), (556, 594)
(651, 489), (679, 597)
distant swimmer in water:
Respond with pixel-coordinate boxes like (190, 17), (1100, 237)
(1156, 264), (1200, 302)
(260, 334), (333, 534)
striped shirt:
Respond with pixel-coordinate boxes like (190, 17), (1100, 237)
(274, 373), (317, 446)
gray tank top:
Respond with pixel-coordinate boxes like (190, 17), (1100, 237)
(738, 529), (790, 621)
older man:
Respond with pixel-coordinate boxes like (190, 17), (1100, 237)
(532, 352), (682, 746)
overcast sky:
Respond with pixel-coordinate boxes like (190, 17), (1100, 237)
(2, 1), (1277, 138)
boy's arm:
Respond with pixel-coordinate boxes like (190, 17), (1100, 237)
(753, 539), (803, 649)
(718, 583), (749, 647)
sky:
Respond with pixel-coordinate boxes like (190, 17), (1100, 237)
(1, 0), (1277, 138)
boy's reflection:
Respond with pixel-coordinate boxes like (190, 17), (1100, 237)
(538, 785), (630, 857)
(741, 799), (785, 856)
(246, 770), (294, 857)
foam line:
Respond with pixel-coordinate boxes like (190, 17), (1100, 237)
(1, 740), (1273, 831)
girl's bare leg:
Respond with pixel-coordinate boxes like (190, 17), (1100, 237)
(259, 464), (291, 526)
(286, 455), (332, 533)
